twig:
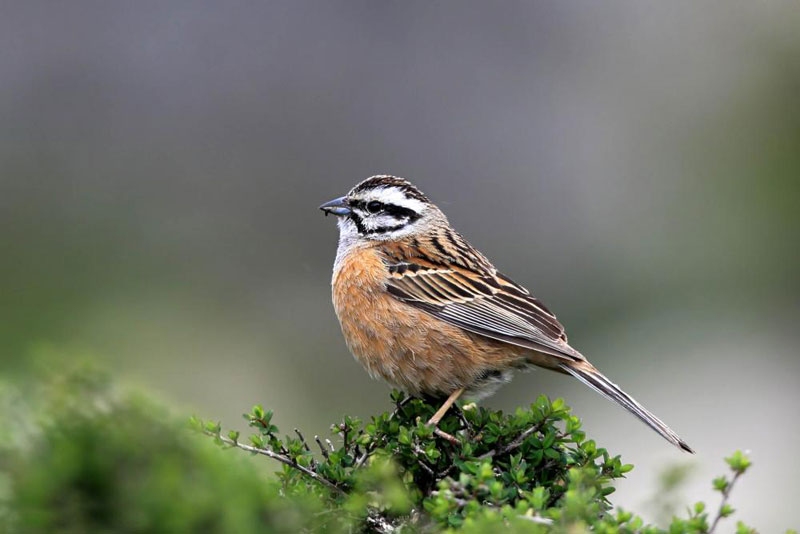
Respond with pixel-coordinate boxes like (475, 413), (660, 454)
(295, 428), (311, 452)
(207, 431), (345, 495)
(355, 396), (412, 469)
(353, 429), (364, 458)
(410, 445), (436, 476)
(708, 471), (742, 534)
(437, 463), (458, 479)
(294, 428), (317, 468)
(430, 491), (471, 508)
(453, 404), (473, 437)
(479, 419), (547, 460)
(340, 422), (350, 453)
(354, 444), (374, 469)
(394, 395), (412, 410)
(365, 510), (397, 533)
(315, 435), (331, 460)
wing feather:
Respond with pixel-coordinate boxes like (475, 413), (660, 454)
(385, 258), (583, 362)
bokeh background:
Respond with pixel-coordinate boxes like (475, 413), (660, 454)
(2, 1), (798, 529)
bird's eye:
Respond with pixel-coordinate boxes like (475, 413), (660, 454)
(366, 201), (382, 213)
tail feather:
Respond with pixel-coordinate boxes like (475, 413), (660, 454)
(561, 363), (694, 453)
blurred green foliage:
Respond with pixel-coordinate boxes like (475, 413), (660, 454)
(1, 366), (787, 533)
(0, 365), (336, 534)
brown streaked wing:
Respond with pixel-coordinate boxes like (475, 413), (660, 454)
(384, 259), (584, 362)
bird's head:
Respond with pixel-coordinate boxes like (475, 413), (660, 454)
(320, 175), (442, 241)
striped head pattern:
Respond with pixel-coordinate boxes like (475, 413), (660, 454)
(320, 175), (443, 241)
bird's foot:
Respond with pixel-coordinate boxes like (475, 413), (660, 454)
(426, 388), (465, 445)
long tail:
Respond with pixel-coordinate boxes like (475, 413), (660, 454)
(560, 363), (694, 453)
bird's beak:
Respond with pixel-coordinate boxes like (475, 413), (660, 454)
(319, 196), (351, 217)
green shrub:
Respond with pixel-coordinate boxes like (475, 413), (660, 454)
(194, 392), (765, 533)
(0, 366), (788, 533)
(0, 367), (338, 534)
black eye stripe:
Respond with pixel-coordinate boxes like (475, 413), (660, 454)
(346, 199), (422, 235)
(350, 200), (419, 220)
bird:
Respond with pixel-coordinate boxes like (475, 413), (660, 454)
(320, 175), (693, 453)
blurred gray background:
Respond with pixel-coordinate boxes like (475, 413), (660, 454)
(1, 1), (798, 529)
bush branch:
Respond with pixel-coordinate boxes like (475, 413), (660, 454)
(708, 470), (742, 534)
(479, 419), (548, 460)
(205, 431), (345, 495)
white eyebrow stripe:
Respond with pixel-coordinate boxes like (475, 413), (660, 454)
(370, 187), (426, 213)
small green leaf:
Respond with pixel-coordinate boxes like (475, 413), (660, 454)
(720, 504), (735, 517)
(713, 476), (729, 492)
(725, 450), (752, 474)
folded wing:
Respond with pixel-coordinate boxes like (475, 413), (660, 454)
(385, 260), (584, 362)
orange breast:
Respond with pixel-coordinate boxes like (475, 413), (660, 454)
(331, 245), (528, 396)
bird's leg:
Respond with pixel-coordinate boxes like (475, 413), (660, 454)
(427, 388), (464, 427)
